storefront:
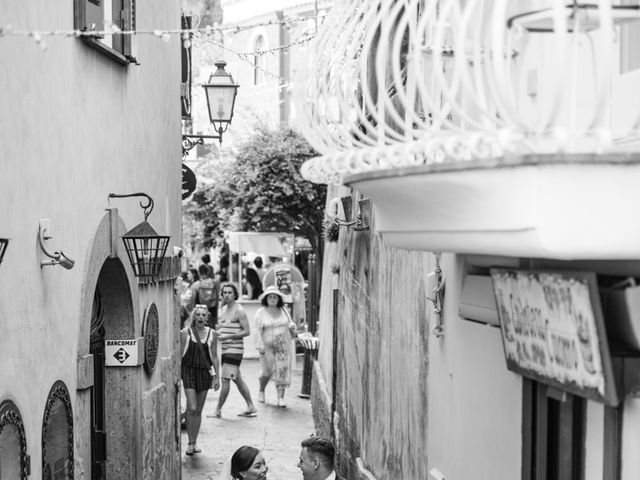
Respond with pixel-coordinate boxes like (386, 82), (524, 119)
(225, 232), (306, 356)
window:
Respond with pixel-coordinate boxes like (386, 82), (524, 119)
(74, 0), (137, 64)
(0, 399), (29, 480)
(42, 381), (74, 480)
(522, 380), (586, 480)
(253, 36), (266, 85)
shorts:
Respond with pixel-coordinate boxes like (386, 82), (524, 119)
(181, 366), (212, 392)
(221, 353), (243, 380)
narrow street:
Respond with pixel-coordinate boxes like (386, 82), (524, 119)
(181, 355), (315, 480)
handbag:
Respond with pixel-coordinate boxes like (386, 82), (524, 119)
(281, 307), (297, 339)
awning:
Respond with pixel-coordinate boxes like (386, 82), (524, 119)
(227, 232), (290, 257)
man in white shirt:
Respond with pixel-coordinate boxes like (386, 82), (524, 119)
(298, 437), (338, 480)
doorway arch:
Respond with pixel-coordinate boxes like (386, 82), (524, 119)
(76, 210), (141, 479)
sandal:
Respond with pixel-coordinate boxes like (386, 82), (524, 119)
(186, 443), (195, 456)
(237, 410), (257, 417)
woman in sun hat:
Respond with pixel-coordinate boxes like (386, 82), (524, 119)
(254, 285), (298, 407)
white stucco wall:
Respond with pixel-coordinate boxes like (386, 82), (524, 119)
(0, 1), (182, 477)
(426, 255), (523, 480)
(622, 398), (640, 480)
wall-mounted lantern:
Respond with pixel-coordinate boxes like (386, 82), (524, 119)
(108, 193), (170, 280)
(0, 238), (8, 265)
(38, 219), (75, 270)
(182, 60), (239, 156)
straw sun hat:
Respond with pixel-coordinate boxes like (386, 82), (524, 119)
(259, 285), (286, 303)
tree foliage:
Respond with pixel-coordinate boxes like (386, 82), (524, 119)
(190, 126), (327, 253)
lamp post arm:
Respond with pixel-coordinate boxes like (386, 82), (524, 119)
(108, 193), (155, 220)
(182, 133), (224, 157)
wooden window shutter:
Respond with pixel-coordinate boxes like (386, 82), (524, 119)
(181, 15), (193, 119)
(75, 0), (105, 36)
(122, 0), (135, 59)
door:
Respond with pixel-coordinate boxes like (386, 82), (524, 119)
(523, 379), (585, 480)
(90, 290), (106, 479)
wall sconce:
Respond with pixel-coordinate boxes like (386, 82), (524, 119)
(426, 253), (445, 338)
(38, 219), (75, 270)
(108, 193), (170, 280)
(326, 196), (370, 232)
(0, 238), (9, 265)
(182, 60), (240, 156)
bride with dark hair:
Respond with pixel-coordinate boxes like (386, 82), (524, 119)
(221, 445), (269, 480)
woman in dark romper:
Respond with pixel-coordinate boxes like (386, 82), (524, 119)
(181, 305), (220, 455)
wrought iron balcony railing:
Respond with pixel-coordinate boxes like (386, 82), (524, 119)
(295, 0), (640, 185)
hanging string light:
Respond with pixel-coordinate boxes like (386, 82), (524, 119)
(0, 12), (328, 45)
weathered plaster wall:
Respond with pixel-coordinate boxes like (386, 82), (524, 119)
(425, 255), (521, 479)
(314, 185), (432, 480)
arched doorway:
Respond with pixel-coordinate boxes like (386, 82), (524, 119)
(89, 258), (137, 479)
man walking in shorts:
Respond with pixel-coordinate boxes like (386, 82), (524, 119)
(212, 283), (257, 418)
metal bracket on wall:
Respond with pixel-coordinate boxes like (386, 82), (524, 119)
(325, 196), (370, 232)
(427, 253), (445, 338)
(182, 133), (221, 157)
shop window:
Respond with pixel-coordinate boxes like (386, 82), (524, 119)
(74, 0), (137, 65)
(0, 399), (29, 479)
(42, 381), (74, 480)
(522, 379), (586, 480)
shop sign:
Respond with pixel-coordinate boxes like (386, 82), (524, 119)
(274, 264), (293, 303)
(142, 302), (159, 373)
(182, 164), (197, 200)
(491, 269), (618, 405)
(104, 338), (143, 367)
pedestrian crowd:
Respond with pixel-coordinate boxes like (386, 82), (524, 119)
(179, 254), (330, 479)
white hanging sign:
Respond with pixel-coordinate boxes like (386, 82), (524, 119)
(105, 338), (144, 367)
(491, 269), (618, 405)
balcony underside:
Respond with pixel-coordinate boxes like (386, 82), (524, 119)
(345, 154), (640, 260)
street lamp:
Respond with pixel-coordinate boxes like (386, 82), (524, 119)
(182, 61), (240, 156)
(108, 193), (170, 280)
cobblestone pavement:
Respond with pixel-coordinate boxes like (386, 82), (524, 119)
(181, 356), (315, 480)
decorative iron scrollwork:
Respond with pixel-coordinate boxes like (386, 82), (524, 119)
(0, 399), (29, 479)
(42, 381), (74, 480)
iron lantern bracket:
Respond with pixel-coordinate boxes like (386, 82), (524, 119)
(182, 130), (229, 157)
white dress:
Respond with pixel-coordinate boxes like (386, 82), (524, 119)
(254, 307), (296, 387)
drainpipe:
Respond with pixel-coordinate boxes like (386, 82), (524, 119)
(276, 10), (290, 125)
(331, 285), (338, 439)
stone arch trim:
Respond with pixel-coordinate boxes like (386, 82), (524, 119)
(77, 209), (140, 355)
(74, 209), (142, 479)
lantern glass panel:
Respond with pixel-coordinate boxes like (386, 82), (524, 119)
(121, 221), (169, 279)
(205, 84), (237, 123)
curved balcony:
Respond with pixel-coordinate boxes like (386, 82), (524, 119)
(345, 153), (640, 259)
